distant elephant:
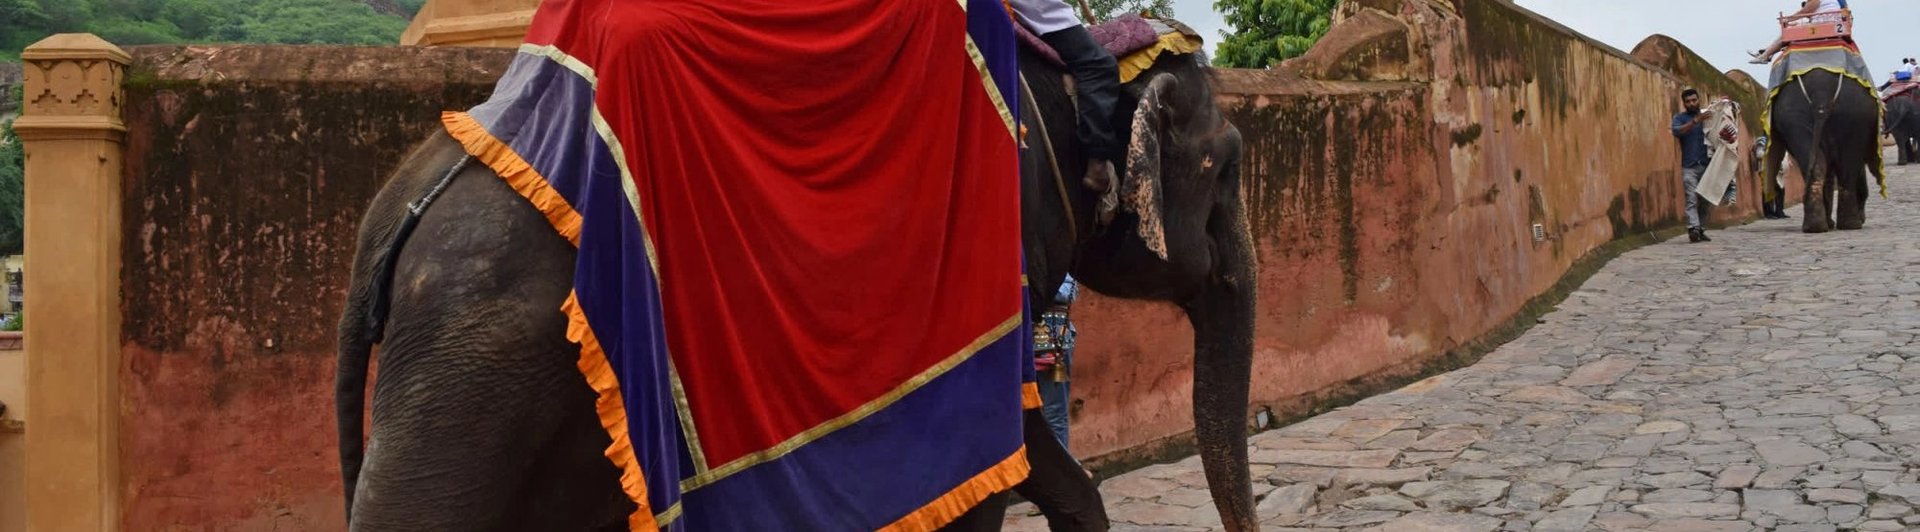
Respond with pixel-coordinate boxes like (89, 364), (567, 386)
(334, 30), (1257, 532)
(1884, 96), (1920, 165)
(1764, 69), (1885, 232)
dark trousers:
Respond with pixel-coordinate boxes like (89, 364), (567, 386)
(1039, 26), (1124, 162)
(1764, 181), (1787, 217)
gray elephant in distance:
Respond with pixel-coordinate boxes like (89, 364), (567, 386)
(1883, 96), (1920, 165)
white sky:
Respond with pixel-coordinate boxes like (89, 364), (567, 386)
(1164, 0), (1920, 83)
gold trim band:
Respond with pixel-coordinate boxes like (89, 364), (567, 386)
(680, 314), (1023, 492)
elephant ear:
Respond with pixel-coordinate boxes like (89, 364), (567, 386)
(1123, 73), (1177, 261)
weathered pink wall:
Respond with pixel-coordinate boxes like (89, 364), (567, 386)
(1064, 0), (1794, 463)
(107, 0), (1790, 527)
(118, 45), (507, 530)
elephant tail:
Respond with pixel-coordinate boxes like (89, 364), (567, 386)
(336, 148), (470, 521)
(335, 203), (419, 520)
(335, 291), (374, 521)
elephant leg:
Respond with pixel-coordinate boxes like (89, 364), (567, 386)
(936, 492), (1011, 532)
(1838, 159), (1870, 230)
(1802, 158), (1832, 233)
(1836, 172), (1864, 229)
(1012, 409), (1109, 531)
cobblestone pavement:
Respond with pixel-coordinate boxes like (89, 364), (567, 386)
(1005, 158), (1920, 531)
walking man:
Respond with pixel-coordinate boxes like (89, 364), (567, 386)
(1672, 88), (1717, 242)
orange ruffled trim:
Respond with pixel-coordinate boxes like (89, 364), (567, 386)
(879, 446), (1031, 532)
(564, 293), (661, 531)
(441, 112), (658, 531)
(441, 112), (585, 245)
(1022, 381), (1042, 410)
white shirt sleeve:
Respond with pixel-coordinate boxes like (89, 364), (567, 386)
(1005, 0), (1082, 35)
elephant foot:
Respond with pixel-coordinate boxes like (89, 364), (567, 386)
(1838, 217), (1865, 230)
(1802, 215), (1833, 234)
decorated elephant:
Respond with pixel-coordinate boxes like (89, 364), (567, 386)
(334, 14), (1256, 532)
(1883, 96), (1920, 165)
(1764, 69), (1885, 232)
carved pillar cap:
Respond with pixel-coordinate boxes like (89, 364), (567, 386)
(15, 33), (130, 141)
(19, 33), (132, 65)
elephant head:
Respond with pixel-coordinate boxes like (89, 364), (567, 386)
(1021, 45), (1259, 526)
(1138, 65), (1256, 532)
(1883, 97), (1912, 136)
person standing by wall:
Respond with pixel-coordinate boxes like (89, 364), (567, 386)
(1033, 274), (1080, 452)
(1672, 88), (1717, 242)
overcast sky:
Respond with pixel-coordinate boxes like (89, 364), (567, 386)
(1164, 0), (1919, 84)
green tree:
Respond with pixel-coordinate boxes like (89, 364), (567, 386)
(229, 0), (409, 45)
(160, 0), (240, 39)
(85, 18), (187, 46)
(0, 86), (24, 257)
(2, 0), (416, 58)
(1081, 0), (1174, 23)
(0, 0), (53, 60)
(1212, 0), (1337, 68)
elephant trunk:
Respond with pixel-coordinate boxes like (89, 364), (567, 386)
(1186, 196), (1259, 531)
(335, 300), (374, 520)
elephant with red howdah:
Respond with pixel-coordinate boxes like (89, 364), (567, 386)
(333, 17), (1256, 532)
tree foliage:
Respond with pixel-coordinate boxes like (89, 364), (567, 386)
(1, 0), (416, 59)
(0, 86), (23, 256)
(1212, 0), (1337, 68)
(1080, 0), (1174, 23)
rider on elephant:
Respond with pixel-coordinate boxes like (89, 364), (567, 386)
(1006, 0), (1124, 192)
(1749, 0), (1851, 65)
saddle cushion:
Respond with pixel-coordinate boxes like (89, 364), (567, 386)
(1014, 13), (1203, 82)
(1885, 82), (1920, 101)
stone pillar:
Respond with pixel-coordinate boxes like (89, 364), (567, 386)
(13, 33), (128, 532)
(400, 0), (539, 47)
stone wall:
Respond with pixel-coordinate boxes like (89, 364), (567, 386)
(1063, 0), (1794, 464)
(0, 335), (21, 532)
(107, 0), (1787, 526)
(117, 44), (506, 530)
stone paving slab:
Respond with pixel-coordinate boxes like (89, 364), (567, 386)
(1005, 158), (1920, 531)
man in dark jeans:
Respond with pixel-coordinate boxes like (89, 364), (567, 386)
(1755, 135), (1790, 219)
(1672, 88), (1718, 242)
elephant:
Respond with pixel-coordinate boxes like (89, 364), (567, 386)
(1883, 96), (1920, 165)
(1763, 69), (1885, 233)
(334, 28), (1257, 532)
